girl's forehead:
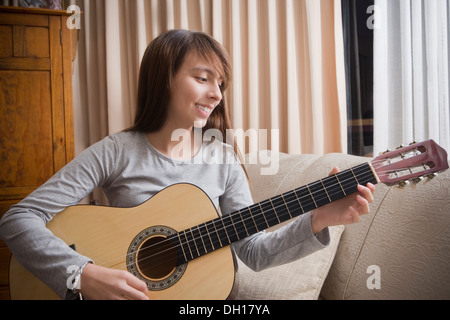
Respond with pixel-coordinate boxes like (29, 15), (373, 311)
(182, 51), (225, 79)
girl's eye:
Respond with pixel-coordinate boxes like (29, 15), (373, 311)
(196, 77), (207, 83)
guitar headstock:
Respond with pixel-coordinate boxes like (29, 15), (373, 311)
(371, 140), (449, 187)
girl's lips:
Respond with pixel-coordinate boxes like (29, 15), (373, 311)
(195, 103), (213, 117)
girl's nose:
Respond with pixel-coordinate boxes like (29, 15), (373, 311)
(209, 83), (223, 102)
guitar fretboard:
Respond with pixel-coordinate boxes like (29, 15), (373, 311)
(173, 162), (378, 264)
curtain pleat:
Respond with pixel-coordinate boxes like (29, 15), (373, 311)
(72, 0), (347, 156)
(373, 0), (450, 155)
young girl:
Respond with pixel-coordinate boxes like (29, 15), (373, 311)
(0, 29), (375, 300)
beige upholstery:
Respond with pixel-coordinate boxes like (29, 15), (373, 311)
(234, 152), (450, 300)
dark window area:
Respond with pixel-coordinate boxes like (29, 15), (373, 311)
(342, 0), (374, 157)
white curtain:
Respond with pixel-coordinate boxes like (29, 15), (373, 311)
(71, 0), (348, 156)
(373, 0), (450, 154)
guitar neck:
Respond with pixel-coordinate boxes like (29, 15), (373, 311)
(175, 162), (378, 264)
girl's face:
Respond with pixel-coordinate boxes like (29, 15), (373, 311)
(166, 52), (224, 129)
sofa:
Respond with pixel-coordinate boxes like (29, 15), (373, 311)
(233, 151), (450, 300)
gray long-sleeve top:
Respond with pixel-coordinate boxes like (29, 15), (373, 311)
(0, 131), (329, 299)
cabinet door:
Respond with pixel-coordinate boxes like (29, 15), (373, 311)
(0, 70), (54, 199)
(0, 13), (68, 201)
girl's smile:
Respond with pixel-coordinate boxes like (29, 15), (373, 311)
(195, 103), (214, 116)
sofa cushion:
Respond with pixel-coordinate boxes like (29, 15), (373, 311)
(233, 224), (344, 300)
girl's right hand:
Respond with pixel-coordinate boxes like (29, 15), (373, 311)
(80, 263), (149, 300)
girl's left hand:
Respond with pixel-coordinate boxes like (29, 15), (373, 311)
(310, 167), (376, 234)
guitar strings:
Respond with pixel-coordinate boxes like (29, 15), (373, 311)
(100, 163), (397, 271)
(96, 162), (392, 272)
(99, 162), (402, 273)
(128, 160), (422, 272)
(104, 157), (420, 273)
(108, 171), (385, 275)
(123, 165), (381, 270)
(105, 167), (407, 276)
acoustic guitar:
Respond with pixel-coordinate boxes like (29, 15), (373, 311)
(9, 140), (448, 300)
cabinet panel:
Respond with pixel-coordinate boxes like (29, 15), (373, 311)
(0, 70), (54, 199)
(0, 26), (13, 57)
(13, 26), (50, 58)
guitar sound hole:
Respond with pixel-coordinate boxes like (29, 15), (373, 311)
(136, 236), (178, 280)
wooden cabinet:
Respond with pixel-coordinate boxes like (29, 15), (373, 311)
(0, 6), (77, 300)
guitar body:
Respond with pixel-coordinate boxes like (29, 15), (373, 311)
(9, 184), (236, 300)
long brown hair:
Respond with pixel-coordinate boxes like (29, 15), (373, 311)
(127, 29), (246, 172)
(127, 29), (232, 136)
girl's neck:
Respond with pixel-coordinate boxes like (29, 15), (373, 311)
(146, 125), (202, 160)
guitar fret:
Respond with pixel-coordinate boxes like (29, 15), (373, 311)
(204, 222), (217, 251)
(338, 170), (360, 195)
(350, 167), (360, 185)
(250, 204), (269, 229)
(190, 229), (200, 257)
(219, 217), (231, 244)
(223, 215), (239, 243)
(280, 194), (293, 219)
(282, 190), (304, 220)
(335, 174), (347, 196)
(216, 217), (232, 247)
(270, 196), (290, 222)
(211, 219), (224, 248)
(237, 210), (249, 237)
(293, 189), (305, 214)
(249, 208), (259, 231)
(227, 213), (240, 241)
(257, 201), (271, 227)
(193, 227), (207, 256)
(177, 233), (188, 262)
(240, 208), (258, 235)
(187, 229), (199, 258)
(306, 184), (318, 208)
(197, 226), (207, 253)
(205, 223), (216, 250)
(267, 199), (277, 222)
(266, 201), (281, 224)
(294, 186), (317, 213)
(182, 230), (194, 260)
(309, 181), (332, 208)
(197, 224), (211, 253)
(262, 205), (271, 228)
(320, 179), (332, 203)
(323, 175), (345, 201)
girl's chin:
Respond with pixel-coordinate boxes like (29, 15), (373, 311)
(193, 119), (208, 128)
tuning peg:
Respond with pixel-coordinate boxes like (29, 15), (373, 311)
(379, 148), (392, 156)
(396, 144), (405, 150)
(411, 177), (424, 185)
(409, 141), (417, 146)
(427, 173), (438, 180)
(397, 181), (410, 188)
